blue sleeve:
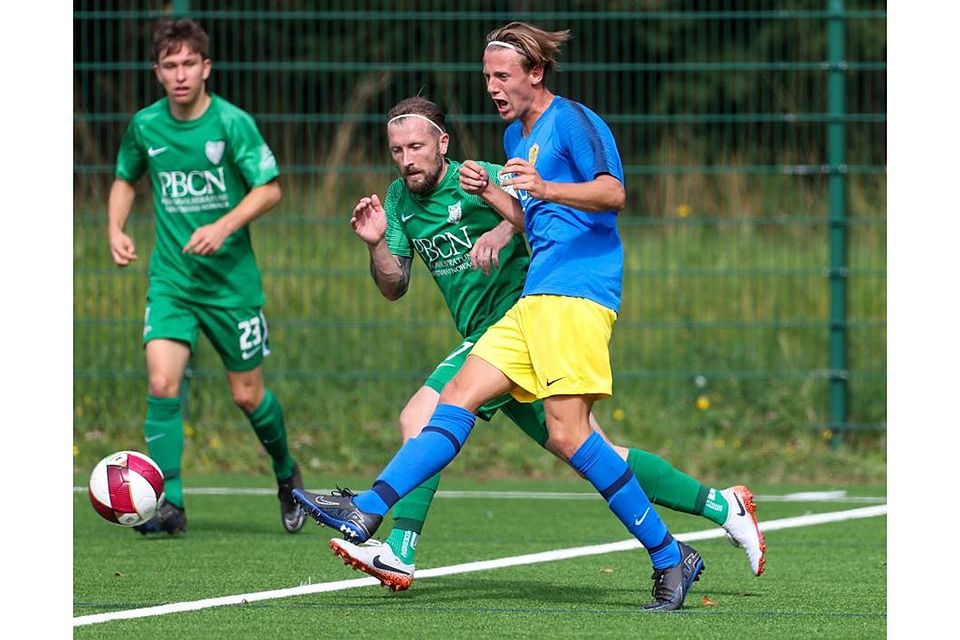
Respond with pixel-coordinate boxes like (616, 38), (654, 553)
(502, 123), (521, 162)
(558, 102), (624, 184)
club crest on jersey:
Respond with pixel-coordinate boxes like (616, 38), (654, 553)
(528, 143), (540, 166)
(447, 201), (462, 224)
(205, 140), (226, 165)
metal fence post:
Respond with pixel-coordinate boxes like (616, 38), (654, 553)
(828, 0), (850, 447)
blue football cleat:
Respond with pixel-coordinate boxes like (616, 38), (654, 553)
(292, 487), (382, 542)
(642, 541), (705, 611)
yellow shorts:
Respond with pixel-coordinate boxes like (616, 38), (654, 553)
(470, 294), (617, 402)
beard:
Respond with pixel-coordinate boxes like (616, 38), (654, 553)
(403, 154), (444, 194)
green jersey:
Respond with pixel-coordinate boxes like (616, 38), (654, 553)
(115, 94), (279, 307)
(384, 159), (529, 338)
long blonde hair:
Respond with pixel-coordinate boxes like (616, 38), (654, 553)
(484, 22), (572, 76)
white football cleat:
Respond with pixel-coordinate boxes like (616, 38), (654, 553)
(329, 538), (415, 592)
(720, 485), (766, 576)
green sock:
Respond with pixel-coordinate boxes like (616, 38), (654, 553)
(387, 472), (441, 563)
(626, 448), (711, 518)
(247, 389), (295, 480)
(702, 487), (730, 525)
(145, 395), (185, 508)
(385, 528), (419, 564)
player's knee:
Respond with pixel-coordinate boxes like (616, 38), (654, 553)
(231, 387), (262, 414)
(398, 408), (425, 441)
(147, 372), (180, 398)
(545, 434), (581, 460)
(438, 376), (473, 407)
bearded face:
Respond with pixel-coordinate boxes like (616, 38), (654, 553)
(387, 118), (449, 195)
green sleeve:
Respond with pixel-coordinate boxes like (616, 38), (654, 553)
(477, 161), (506, 187)
(114, 119), (147, 183)
(227, 112), (279, 188)
(383, 180), (413, 258)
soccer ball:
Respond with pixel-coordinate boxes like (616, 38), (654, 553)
(88, 450), (165, 527)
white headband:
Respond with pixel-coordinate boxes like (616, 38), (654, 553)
(387, 113), (445, 134)
(486, 40), (523, 55)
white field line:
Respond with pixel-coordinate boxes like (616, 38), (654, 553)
(72, 486), (887, 504)
(73, 504), (886, 627)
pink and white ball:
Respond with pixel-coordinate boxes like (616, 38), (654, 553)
(88, 451), (165, 526)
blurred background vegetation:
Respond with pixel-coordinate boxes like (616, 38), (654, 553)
(74, 1), (885, 485)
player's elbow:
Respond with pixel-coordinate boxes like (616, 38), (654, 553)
(593, 175), (625, 212)
(610, 193), (625, 212)
(253, 180), (282, 212)
(263, 181), (282, 208)
(380, 284), (407, 301)
(373, 272), (408, 301)
(608, 182), (626, 212)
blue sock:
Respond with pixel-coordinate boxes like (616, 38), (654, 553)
(569, 432), (681, 569)
(354, 404), (476, 516)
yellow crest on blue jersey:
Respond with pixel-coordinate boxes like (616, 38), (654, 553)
(528, 144), (539, 166)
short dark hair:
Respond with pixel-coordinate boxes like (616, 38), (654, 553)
(151, 18), (210, 63)
(386, 96), (446, 134)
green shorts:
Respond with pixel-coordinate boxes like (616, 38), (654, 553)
(425, 335), (548, 447)
(142, 296), (271, 372)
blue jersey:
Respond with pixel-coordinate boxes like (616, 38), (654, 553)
(503, 96), (625, 313)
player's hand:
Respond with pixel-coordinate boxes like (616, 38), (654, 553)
(459, 160), (492, 195)
(470, 223), (515, 275)
(182, 221), (230, 256)
(109, 230), (138, 267)
(350, 194), (387, 246)
(500, 159), (551, 201)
